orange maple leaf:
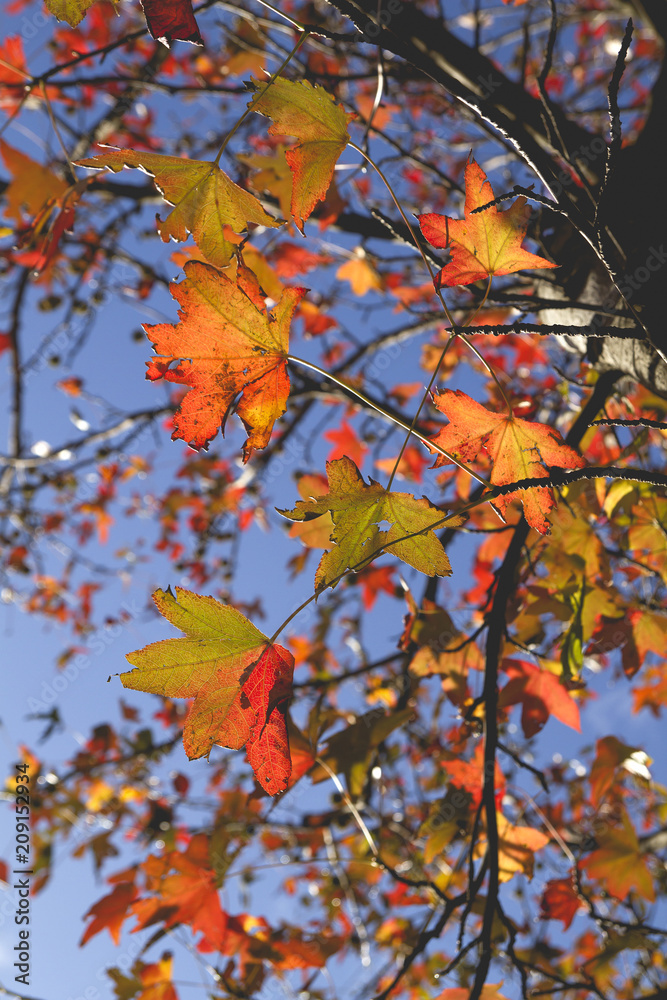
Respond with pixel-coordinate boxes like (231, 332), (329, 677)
(336, 254), (384, 296)
(418, 155), (557, 287)
(428, 389), (585, 534)
(588, 736), (650, 807)
(135, 952), (178, 1000)
(480, 813), (550, 882)
(581, 810), (655, 902)
(441, 744), (506, 808)
(498, 658), (581, 736)
(143, 260), (304, 460)
(80, 880), (138, 946)
(132, 835), (227, 949)
(324, 419), (368, 467)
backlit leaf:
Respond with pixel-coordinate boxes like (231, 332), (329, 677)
(429, 389), (585, 534)
(142, 260), (304, 459)
(278, 456), (459, 592)
(540, 875), (581, 930)
(122, 587), (294, 793)
(80, 881), (138, 945)
(76, 148), (279, 268)
(418, 155), (557, 287)
(140, 0), (202, 45)
(43, 0), (112, 27)
(498, 658), (581, 736)
(582, 810), (655, 902)
(250, 77), (354, 230)
(589, 736), (650, 807)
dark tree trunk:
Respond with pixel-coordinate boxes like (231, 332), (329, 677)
(323, 0), (667, 395)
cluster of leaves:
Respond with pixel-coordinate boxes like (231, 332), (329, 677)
(1, 0), (667, 998)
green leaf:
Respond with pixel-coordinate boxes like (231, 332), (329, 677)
(278, 456), (459, 591)
(76, 148), (280, 268)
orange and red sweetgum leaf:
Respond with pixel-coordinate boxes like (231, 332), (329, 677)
(132, 861), (227, 948)
(140, 0), (202, 45)
(0, 140), (68, 223)
(122, 587), (294, 793)
(588, 735), (647, 807)
(249, 77), (355, 230)
(138, 953), (178, 1000)
(429, 389), (585, 534)
(494, 813), (549, 881)
(76, 148), (278, 268)
(418, 155), (557, 287)
(142, 260), (304, 460)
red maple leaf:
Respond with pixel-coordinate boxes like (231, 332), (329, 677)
(540, 876), (581, 930)
(140, 0), (202, 45)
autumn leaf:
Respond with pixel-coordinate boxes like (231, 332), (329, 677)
(441, 744), (506, 808)
(581, 809), (655, 902)
(122, 587), (294, 793)
(324, 419), (368, 467)
(76, 148), (279, 268)
(43, 0), (112, 28)
(140, 0), (202, 46)
(142, 260), (304, 459)
(476, 813), (550, 882)
(336, 253), (384, 296)
(131, 835), (227, 948)
(540, 876), (581, 930)
(287, 473), (334, 551)
(418, 155), (557, 287)
(498, 658), (581, 736)
(240, 145), (294, 223)
(355, 564), (397, 610)
(0, 37), (29, 109)
(0, 140), (68, 223)
(311, 708), (413, 797)
(243, 642), (293, 795)
(135, 953), (178, 1000)
(80, 880), (138, 945)
(588, 736), (651, 807)
(278, 456), (460, 592)
(405, 600), (482, 706)
(429, 389), (585, 534)
(249, 77), (355, 230)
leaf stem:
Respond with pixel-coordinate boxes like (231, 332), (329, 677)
(214, 29), (311, 167)
(346, 145), (510, 477)
(250, 0), (309, 31)
(347, 141), (452, 321)
(287, 354), (491, 487)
